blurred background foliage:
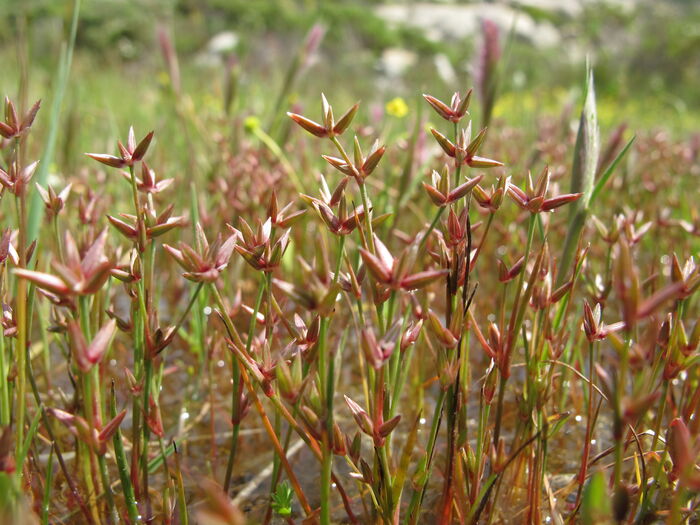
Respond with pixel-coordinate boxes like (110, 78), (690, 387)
(0, 0), (698, 146)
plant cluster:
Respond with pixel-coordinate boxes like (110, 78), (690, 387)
(0, 52), (699, 525)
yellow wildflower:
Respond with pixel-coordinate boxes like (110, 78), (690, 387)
(386, 97), (409, 118)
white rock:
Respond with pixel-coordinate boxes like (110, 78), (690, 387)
(434, 53), (457, 85)
(378, 47), (418, 78)
(207, 31), (239, 55)
(375, 3), (561, 48)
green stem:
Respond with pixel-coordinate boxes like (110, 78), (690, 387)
(79, 386), (99, 522)
(129, 254), (149, 505)
(613, 336), (632, 491)
(511, 214), (537, 336)
(53, 216), (64, 262)
(389, 309), (411, 417)
(172, 282), (205, 339)
(141, 357), (153, 507)
(137, 234), (155, 514)
(41, 445), (55, 525)
(406, 388), (448, 524)
(359, 181), (376, 254)
(318, 313), (334, 525)
(77, 295), (106, 521)
(98, 453), (118, 524)
(216, 264), (358, 520)
(494, 213), (536, 445)
(79, 295), (117, 524)
(452, 121), (462, 188)
(333, 235), (346, 286)
(330, 133), (377, 255)
(246, 274), (267, 353)
(14, 204), (28, 473)
(470, 212), (495, 268)
(221, 274), (265, 494)
(573, 341), (597, 511)
(0, 318), (9, 426)
(158, 436), (174, 523)
(378, 444), (393, 516)
(492, 373), (508, 453)
(418, 207), (445, 251)
(319, 235), (347, 525)
(111, 383), (139, 524)
(173, 441), (188, 525)
(650, 379), (668, 453)
(127, 165), (145, 250)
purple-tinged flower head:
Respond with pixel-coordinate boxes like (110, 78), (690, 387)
(288, 93), (359, 139)
(322, 136), (385, 182)
(14, 229), (113, 300)
(473, 175), (508, 212)
(0, 160), (39, 197)
(164, 223), (237, 283)
(50, 407), (126, 457)
(86, 127), (154, 169)
(230, 217), (291, 273)
(360, 235), (448, 292)
(36, 182), (72, 219)
(507, 166), (582, 214)
(0, 97), (40, 140)
(582, 301), (625, 343)
(422, 164), (483, 208)
(423, 89), (472, 123)
(430, 124), (502, 169)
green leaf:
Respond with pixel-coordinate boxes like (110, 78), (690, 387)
(271, 480), (294, 517)
(581, 470), (610, 525)
(148, 439), (177, 473)
(41, 446), (55, 525)
(28, 0), (81, 244)
(17, 409), (42, 469)
(571, 60), (600, 212)
(589, 135), (636, 206)
(0, 472), (18, 509)
(546, 412), (571, 439)
(556, 61), (600, 286)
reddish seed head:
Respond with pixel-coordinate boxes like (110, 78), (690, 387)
(423, 89), (472, 123)
(0, 98), (40, 139)
(288, 94), (360, 139)
(86, 128), (154, 169)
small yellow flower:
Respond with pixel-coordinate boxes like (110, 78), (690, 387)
(244, 116), (261, 132)
(156, 71), (171, 88)
(386, 97), (409, 118)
